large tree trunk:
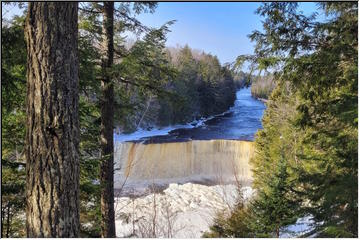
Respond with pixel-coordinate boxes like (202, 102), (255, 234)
(100, 2), (116, 238)
(25, 2), (80, 237)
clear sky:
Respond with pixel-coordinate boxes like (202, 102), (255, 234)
(135, 2), (321, 65)
(136, 2), (263, 65)
(2, 2), (321, 65)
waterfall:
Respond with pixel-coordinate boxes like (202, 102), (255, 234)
(114, 140), (254, 188)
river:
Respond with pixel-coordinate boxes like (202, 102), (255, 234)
(114, 87), (265, 188)
(115, 87), (266, 144)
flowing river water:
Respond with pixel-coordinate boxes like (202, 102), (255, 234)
(114, 87), (266, 190)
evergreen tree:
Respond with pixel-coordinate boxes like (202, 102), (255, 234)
(238, 2), (358, 237)
(202, 189), (252, 238)
(80, 2), (177, 234)
(1, 13), (27, 238)
(249, 145), (299, 237)
(24, 2), (80, 237)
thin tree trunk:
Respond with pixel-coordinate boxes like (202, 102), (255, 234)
(100, 2), (116, 238)
(25, 2), (80, 237)
(1, 203), (4, 237)
(136, 96), (153, 130)
(6, 203), (10, 237)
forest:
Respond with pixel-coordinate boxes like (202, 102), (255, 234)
(1, 1), (358, 238)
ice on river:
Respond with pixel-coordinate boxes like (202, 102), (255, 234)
(114, 124), (194, 142)
(113, 112), (231, 143)
(115, 183), (254, 238)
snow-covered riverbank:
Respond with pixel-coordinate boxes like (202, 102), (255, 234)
(113, 109), (233, 143)
(115, 183), (254, 238)
(114, 182), (315, 238)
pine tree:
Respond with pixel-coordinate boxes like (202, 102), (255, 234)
(24, 2), (80, 237)
(240, 2), (358, 237)
(249, 146), (299, 237)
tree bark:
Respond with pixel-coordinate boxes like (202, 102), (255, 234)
(25, 2), (80, 237)
(100, 2), (116, 238)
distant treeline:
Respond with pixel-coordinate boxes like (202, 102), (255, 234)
(120, 45), (238, 132)
(250, 74), (276, 100)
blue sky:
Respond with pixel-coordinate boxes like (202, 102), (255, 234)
(136, 2), (263, 65)
(135, 2), (321, 65)
(3, 2), (321, 65)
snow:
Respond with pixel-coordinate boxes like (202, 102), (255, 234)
(114, 124), (194, 142)
(115, 182), (316, 238)
(113, 110), (233, 143)
(115, 183), (254, 238)
(280, 216), (315, 238)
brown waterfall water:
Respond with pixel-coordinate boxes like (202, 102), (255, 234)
(114, 139), (254, 189)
